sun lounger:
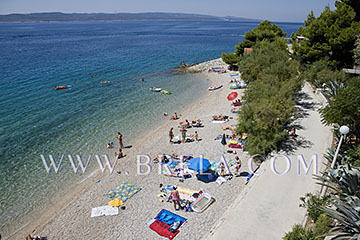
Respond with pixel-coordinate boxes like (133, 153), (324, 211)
(91, 205), (119, 217)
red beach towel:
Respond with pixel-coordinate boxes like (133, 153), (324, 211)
(149, 219), (180, 239)
(229, 143), (242, 149)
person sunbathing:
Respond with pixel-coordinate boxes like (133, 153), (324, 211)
(165, 171), (191, 179)
(289, 128), (296, 138)
(171, 112), (179, 120)
(115, 149), (126, 159)
(171, 153), (180, 160)
(232, 99), (242, 106)
(213, 115), (228, 121)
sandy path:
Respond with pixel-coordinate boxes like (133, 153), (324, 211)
(204, 82), (332, 240)
(11, 59), (252, 240)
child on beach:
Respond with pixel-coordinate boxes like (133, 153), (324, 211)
(235, 156), (241, 176)
(115, 149), (126, 159)
(170, 186), (182, 210)
(107, 142), (113, 149)
(194, 131), (199, 142)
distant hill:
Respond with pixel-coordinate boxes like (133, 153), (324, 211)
(0, 12), (260, 22)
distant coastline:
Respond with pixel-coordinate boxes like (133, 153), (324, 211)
(0, 12), (261, 23)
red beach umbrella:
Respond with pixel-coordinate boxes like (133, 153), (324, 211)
(227, 92), (238, 101)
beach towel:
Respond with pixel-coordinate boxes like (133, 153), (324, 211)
(216, 176), (227, 185)
(229, 143), (242, 149)
(149, 220), (180, 240)
(209, 161), (221, 172)
(91, 205), (119, 217)
(212, 119), (229, 123)
(104, 182), (141, 201)
(108, 198), (124, 207)
(155, 209), (187, 226)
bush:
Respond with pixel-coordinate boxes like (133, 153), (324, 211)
(283, 224), (316, 240)
(313, 214), (332, 239)
(299, 193), (331, 222)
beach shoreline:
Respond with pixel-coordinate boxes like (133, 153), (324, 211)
(9, 58), (247, 239)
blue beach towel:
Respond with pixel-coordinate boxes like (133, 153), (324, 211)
(155, 209), (187, 226)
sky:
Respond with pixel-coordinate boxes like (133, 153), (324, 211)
(0, 0), (336, 22)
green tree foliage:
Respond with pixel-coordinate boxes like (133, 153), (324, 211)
(341, 0), (360, 21)
(221, 52), (241, 69)
(320, 78), (360, 139)
(235, 20), (286, 56)
(222, 20), (287, 68)
(293, 1), (360, 67)
(237, 39), (301, 155)
(354, 35), (360, 65)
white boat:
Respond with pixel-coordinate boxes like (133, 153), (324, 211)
(208, 85), (223, 91)
(150, 87), (162, 92)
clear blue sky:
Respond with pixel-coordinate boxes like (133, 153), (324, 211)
(0, 0), (336, 22)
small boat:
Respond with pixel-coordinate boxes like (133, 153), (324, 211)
(100, 81), (111, 84)
(208, 85), (223, 91)
(160, 90), (172, 95)
(55, 85), (72, 90)
(55, 85), (67, 90)
(150, 87), (162, 92)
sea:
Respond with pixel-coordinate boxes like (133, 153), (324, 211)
(0, 20), (302, 237)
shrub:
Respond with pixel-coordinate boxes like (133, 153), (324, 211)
(299, 193), (331, 222)
(283, 224), (316, 240)
(313, 214), (332, 239)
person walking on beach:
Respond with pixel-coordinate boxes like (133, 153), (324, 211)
(235, 156), (241, 176)
(117, 132), (124, 149)
(170, 186), (182, 210)
(169, 127), (174, 143)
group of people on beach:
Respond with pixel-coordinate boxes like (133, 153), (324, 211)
(169, 127), (199, 144)
(106, 132), (127, 160)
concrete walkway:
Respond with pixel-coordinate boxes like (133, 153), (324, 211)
(204, 83), (332, 240)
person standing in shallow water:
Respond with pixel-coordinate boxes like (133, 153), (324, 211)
(117, 132), (124, 149)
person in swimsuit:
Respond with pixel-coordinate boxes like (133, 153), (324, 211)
(117, 132), (124, 148)
(170, 186), (182, 210)
(169, 128), (174, 143)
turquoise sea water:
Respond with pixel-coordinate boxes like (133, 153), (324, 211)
(0, 20), (302, 237)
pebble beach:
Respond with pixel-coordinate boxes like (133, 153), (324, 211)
(10, 58), (252, 239)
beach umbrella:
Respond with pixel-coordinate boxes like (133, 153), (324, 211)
(187, 157), (211, 172)
(221, 134), (227, 146)
(227, 92), (238, 101)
